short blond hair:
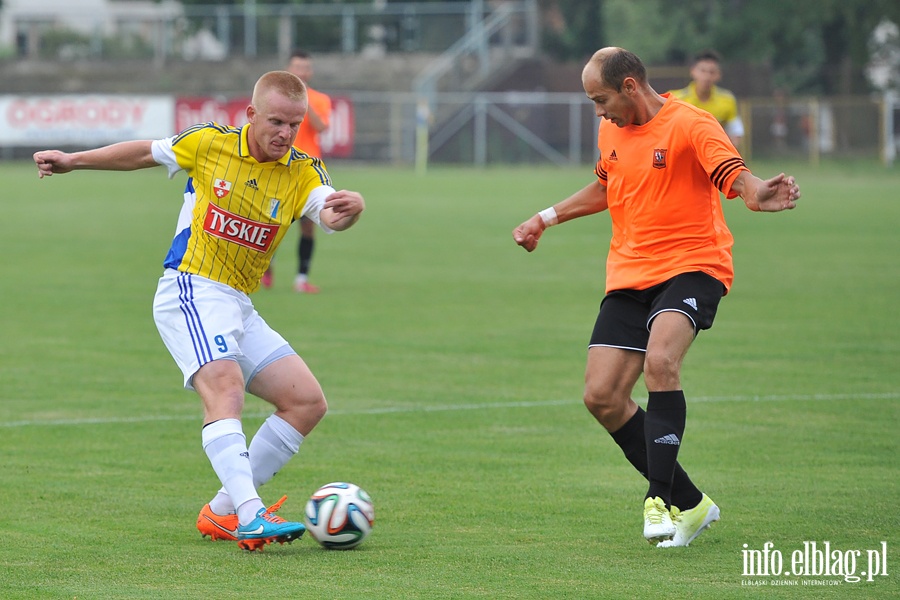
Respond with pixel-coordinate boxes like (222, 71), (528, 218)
(251, 71), (307, 106)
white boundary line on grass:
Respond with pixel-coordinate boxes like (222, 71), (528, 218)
(0, 392), (896, 428)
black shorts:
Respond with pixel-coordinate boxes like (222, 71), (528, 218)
(588, 271), (726, 352)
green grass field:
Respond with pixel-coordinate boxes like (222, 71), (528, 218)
(1, 159), (898, 599)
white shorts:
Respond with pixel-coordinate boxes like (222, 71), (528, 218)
(152, 269), (296, 390)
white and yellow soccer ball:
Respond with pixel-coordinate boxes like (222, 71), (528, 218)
(304, 482), (375, 549)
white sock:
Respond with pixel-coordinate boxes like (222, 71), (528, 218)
(236, 499), (264, 525)
(201, 418), (264, 526)
(250, 414), (305, 487)
(208, 414), (304, 515)
(207, 491), (234, 516)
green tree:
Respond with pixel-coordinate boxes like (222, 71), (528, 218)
(599, 0), (900, 94)
(699, 0), (900, 93)
(541, 0), (604, 62)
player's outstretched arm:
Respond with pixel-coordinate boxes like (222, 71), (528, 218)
(34, 141), (157, 179)
(513, 179), (608, 253)
(732, 171), (800, 212)
(320, 190), (365, 231)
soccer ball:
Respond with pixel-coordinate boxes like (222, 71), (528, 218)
(304, 482), (374, 549)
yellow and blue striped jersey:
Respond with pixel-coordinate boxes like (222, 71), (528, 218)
(151, 122), (333, 293)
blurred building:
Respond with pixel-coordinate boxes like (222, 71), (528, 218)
(1, 0), (183, 59)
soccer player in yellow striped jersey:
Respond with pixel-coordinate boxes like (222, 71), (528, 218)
(669, 49), (744, 149)
(34, 71), (365, 551)
(158, 120), (332, 293)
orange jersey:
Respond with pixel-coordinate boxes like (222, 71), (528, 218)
(294, 87), (332, 157)
(594, 94), (747, 293)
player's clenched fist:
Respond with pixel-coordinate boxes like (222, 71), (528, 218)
(34, 150), (73, 178)
(512, 214), (546, 253)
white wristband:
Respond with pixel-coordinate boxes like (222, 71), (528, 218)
(538, 207), (558, 227)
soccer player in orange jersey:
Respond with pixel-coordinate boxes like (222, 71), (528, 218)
(262, 50), (333, 293)
(34, 71), (364, 551)
(513, 47), (800, 547)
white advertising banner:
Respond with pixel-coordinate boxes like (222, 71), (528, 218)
(0, 95), (174, 146)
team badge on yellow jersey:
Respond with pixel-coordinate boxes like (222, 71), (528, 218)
(213, 178), (233, 199)
(268, 198), (281, 219)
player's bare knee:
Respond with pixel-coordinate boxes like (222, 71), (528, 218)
(643, 351), (681, 389)
(308, 392), (328, 422)
(296, 386), (327, 419)
(275, 389), (327, 435)
(583, 387), (626, 429)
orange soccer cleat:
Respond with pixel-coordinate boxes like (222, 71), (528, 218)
(197, 495), (289, 543)
(197, 504), (238, 541)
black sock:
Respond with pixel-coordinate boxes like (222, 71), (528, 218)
(610, 406), (702, 510)
(671, 466), (703, 511)
(644, 391), (687, 508)
(610, 408), (649, 479)
(298, 236), (315, 276)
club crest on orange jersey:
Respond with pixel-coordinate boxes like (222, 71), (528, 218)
(213, 178), (233, 199)
(652, 149), (667, 169)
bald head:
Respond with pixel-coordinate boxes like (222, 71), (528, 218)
(582, 47), (664, 128)
(583, 47), (647, 92)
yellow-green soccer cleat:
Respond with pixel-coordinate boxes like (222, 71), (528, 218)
(657, 493), (720, 548)
(643, 496), (676, 544)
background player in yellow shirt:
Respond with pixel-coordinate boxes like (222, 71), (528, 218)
(34, 71), (365, 551)
(669, 49), (744, 149)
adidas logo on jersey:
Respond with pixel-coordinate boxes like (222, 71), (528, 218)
(608, 150), (618, 161)
(683, 297), (698, 311)
(654, 434), (681, 446)
(245, 179), (259, 190)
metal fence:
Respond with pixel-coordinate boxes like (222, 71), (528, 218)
(2, 90), (896, 166)
(742, 94), (898, 165)
(346, 91), (898, 168)
(338, 91), (598, 167)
